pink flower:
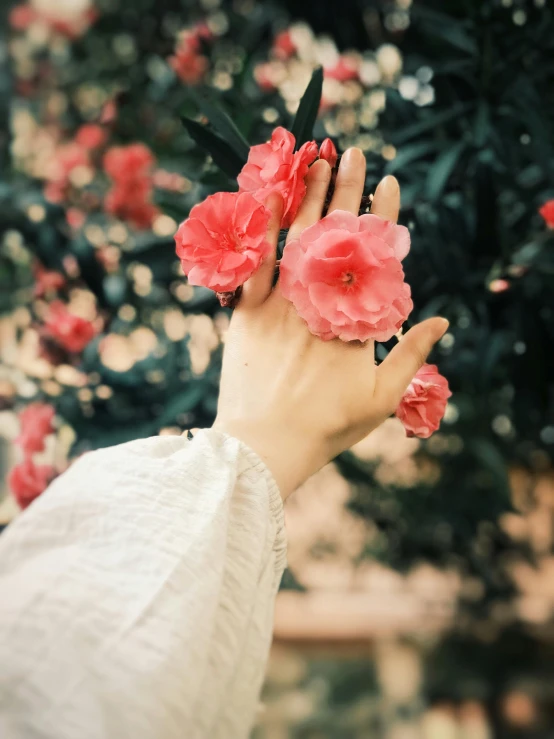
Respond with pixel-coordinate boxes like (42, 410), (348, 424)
(66, 207), (86, 230)
(104, 188), (159, 230)
(175, 191), (272, 291)
(539, 199), (554, 228)
(33, 263), (65, 297)
(9, 458), (56, 509)
(395, 364), (452, 439)
(280, 210), (412, 342)
(169, 32), (209, 85)
(319, 138), (338, 169)
(254, 62), (278, 92)
(43, 301), (97, 353)
(15, 402), (55, 454)
(238, 127), (318, 229)
(75, 124), (107, 150)
(103, 143), (154, 181)
(324, 55), (360, 82)
(10, 2), (98, 39)
(272, 30), (296, 60)
(103, 144), (158, 229)
(9, 4), (37, 30)
(100, 99), (117, 124)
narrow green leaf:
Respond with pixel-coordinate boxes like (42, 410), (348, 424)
(391, 103), (474, 146)
(192, 89), (250, 161)
(425, 141), (466, 202)
(181, 117), (246, 179)
(291, 67), (323, 151)
(413, 6), (477, 55)
(385, 141), (439, 175)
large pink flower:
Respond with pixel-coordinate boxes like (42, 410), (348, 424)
(395, 364), (452, 438)
(175, 191), (272, 292)
(237, 127), (318, 229)
(9, 458), (56, 509)
(15, 402), (55, 454)
(280, 210), (413, 342)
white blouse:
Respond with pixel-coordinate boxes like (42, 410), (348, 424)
(0, 430), (287, 739)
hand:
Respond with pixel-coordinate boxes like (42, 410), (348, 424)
(214, 148), (448, 499)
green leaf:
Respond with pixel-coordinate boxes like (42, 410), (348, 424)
(413, 6), (477, 55)
(390, 103), (474, 146)
(181, 117), (246, 179)
(191, 89), (250, 161)
(425, 141), (466, 202)
(291, 67), (323, 151)
(385, 141), (439, 175)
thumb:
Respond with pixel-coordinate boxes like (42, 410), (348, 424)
(374, 317), (449, 416)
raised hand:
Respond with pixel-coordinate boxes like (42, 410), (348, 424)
(215, 148), (448, 499)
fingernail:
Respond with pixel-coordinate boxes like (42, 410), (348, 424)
(376, 175), (399, 196)
(341, 147), (364, 165)
(437, 317), (449, 333)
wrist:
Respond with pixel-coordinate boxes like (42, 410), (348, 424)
(213, 417), (327, 500)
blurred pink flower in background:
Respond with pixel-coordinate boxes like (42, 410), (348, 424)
(175, 191), (272, 291)
(254, 62), (279, 92)
(280, 210), (412, 342)
(238, 127), (318, 228)
(169, 28), (210, 85)
(33, 263), (65, 297)
(43, 301), (97, 353)
(75, 124), (107, 151)
(324, 55), (360, 82)
(539, 199), (554, 228)
(15, 403), (55, 454)
(489, 278), (510, 293)
(8, 458), (57, 509)
(395, 364), (451, 439)
(103, 143), (154, 179)
(272, 30), (296, 60)
(10, 0), (97, 38)
(103, 143), (158, 229)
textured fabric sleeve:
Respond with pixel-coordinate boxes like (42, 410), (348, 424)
(0, 429), (287, 739)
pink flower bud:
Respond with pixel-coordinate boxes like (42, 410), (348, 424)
(319, 138), (338, 169)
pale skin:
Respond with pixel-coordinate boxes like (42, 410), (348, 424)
(214, 147), (449, 500)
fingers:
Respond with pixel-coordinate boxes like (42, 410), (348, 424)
(240, 192), (283, 309)
(370, 175), (400, 223)
(373, 317), (449, 417)
(287, 159), (332, 242)
(328, 147), (366, 215)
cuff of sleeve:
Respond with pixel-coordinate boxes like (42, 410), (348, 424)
(190, 428), (287, 584)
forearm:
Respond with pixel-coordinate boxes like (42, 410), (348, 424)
(0, 430), (286, 739)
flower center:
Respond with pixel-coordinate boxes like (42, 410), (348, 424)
(222, 230), (243, 252)
(341, 271), (356, 288)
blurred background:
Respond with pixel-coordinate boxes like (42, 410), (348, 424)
(1, 0), (554, 736)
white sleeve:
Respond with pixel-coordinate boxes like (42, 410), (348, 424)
(0, 429), (287, 739)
